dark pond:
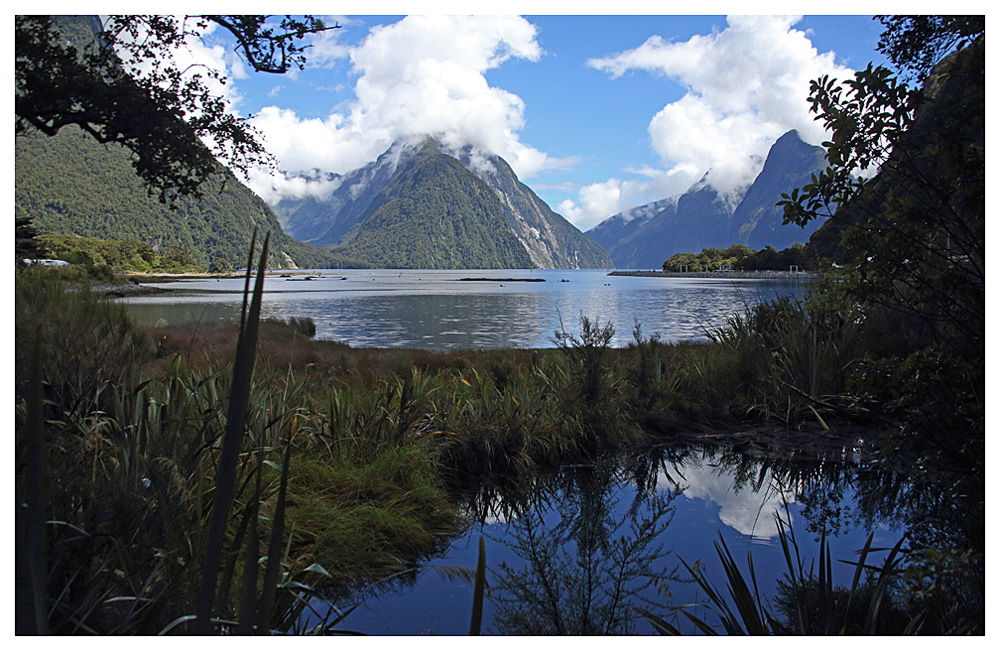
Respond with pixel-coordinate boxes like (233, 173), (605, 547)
(313, 440), (911, 635)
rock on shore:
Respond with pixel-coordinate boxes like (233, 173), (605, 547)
(90, 282), (169, 298)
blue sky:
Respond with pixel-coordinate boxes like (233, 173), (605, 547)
(176, 7), (900, 231)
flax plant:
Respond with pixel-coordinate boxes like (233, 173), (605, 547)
(15, 233), (354, 634)
(640, 518), (908, 635)
(699, 293), (866, 424)
(431, 365), (569, 483)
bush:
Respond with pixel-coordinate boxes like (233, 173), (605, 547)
(287, 317), (316, 337)
(15, 269), (149, 413)
(553, 314), (616, 404)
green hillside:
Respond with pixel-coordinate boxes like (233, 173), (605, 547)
(332, 143), (534, 269)
(15, 125), (344, 269)
(803, 36), (983, 289)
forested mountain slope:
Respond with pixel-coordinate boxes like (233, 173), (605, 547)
(278, 137), (612, 269)
(328, 141), (534, 268)
(15, 125), (343, 269)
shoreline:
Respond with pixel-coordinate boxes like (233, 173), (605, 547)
(124, 271), (242, 283)
(100, 268), (820, 296)
(608, 269), (820, 280)
(90, 282), (171, 297)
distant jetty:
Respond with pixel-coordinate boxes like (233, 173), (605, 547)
(608, 270), (819, 280)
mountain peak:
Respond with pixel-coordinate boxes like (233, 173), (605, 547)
(587, 129), (828, 268)
(276, 138), (612, 269)
(775, 128), (803, 144)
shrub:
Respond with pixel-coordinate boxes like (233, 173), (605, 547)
(14, 269), (149, 413)
(553, 313), (616, 404)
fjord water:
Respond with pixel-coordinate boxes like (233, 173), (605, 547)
(125, 268), (813, 348)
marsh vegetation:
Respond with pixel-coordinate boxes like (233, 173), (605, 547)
(14, 14), (984, 636)
(15, 243), (982, 634)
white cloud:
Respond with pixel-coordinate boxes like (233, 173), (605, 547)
(659, 461), (796, 541)
(576, 14), (853, 229)
(558, 179), (625, 229)
(561, 165), (702, 232)
(246, 15), (563, 203)
(303, 16), (354, 66)
(112, 16), (251, 162)
(116, 17), (246, 111)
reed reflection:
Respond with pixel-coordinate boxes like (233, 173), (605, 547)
(486, 461), (683, 635)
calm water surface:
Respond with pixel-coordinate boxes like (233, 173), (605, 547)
(125, 269), (813, 349)
(319, 448), (905, 635)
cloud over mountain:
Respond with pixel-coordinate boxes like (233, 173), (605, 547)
(246, 15), (562, 204)
(561, 15), (854, 230)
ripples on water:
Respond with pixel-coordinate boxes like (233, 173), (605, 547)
(125, 269), (813, 349)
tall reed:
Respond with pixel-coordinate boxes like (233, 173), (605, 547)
(14, 232), (356, 634)
(194, 230), (269, 633)
(640, 518), (909, 635)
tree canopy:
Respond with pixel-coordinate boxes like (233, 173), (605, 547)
(779, 16), (984, 558)
(779, 16), (984, 352)
(15, 15), (336, 205)
(874, 15), (985, 82)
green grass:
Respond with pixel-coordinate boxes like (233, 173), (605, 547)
(276, 446), (463, 586)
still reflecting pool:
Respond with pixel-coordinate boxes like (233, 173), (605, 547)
(319, 444), (907, 635)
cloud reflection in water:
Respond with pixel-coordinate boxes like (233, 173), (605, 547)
(659, 460), (796, 541)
